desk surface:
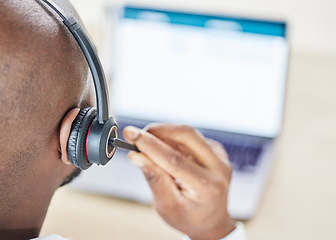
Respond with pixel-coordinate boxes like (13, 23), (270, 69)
(41, 52), (336, 240)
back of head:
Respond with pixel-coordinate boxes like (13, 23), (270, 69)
(0, 0), (93, 235)
(0, 0), (91, 158)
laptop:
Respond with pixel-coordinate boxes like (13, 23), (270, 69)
(71, 6), (289, 220)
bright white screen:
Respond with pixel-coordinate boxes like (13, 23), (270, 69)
(112, 18), (288, 138)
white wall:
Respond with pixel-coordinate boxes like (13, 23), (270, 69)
(70, 0), (336, 55)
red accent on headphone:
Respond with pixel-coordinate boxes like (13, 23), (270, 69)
(85, 123), (93, 163)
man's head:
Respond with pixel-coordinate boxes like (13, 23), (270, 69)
(0, 0), (93, 237)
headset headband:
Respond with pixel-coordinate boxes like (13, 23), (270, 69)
(40, 0), (140, 169)
(41, 0), (109, 124)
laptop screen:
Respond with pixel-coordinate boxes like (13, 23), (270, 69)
(112, 6), (289, 138)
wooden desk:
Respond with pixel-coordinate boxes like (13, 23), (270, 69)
(41, 52), (336, 240)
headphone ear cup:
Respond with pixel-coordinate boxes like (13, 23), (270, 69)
(67, 107), (97, 170)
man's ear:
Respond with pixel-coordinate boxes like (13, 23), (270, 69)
(59, 108), (80, 165)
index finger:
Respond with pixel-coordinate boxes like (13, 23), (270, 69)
(145, 123), (226, 168)
(123, 126), (208, 189)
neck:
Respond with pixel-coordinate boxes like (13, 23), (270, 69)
(0, 229), (41, 240)
(0, 162), (59, 239)
(0, 180), (55, 239)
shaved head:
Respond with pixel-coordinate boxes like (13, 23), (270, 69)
(0, 0), (94, 237)
(0, 0), (90, 164)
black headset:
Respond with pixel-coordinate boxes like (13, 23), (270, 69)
(41, 0), (139, 170)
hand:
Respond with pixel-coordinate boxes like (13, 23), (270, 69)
(123, 124), (236, 240)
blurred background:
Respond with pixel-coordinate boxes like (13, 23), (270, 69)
(70, 0), (336, 55)
(40, 0), (336, 240)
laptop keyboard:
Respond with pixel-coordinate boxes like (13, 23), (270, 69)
(198, 130), (264, 172)
(221, 141), (262, 171)
(116, 118), (264, 172)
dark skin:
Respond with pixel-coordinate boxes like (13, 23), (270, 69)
(0, 0), (91, 239)
(0, 0), (236, 239)
(123, 125), (236, 240)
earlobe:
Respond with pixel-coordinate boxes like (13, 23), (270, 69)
(59, 108), (80, 165)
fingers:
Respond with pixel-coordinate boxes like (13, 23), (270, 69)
(124, 124), (235, 239)
(127, 151), (181, 206)
(123, 126), (208, 190)
(144, 123), (226, 168)
(205, 138), (231, 166)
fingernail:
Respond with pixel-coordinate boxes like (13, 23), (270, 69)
(124, 126), (141, 140)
